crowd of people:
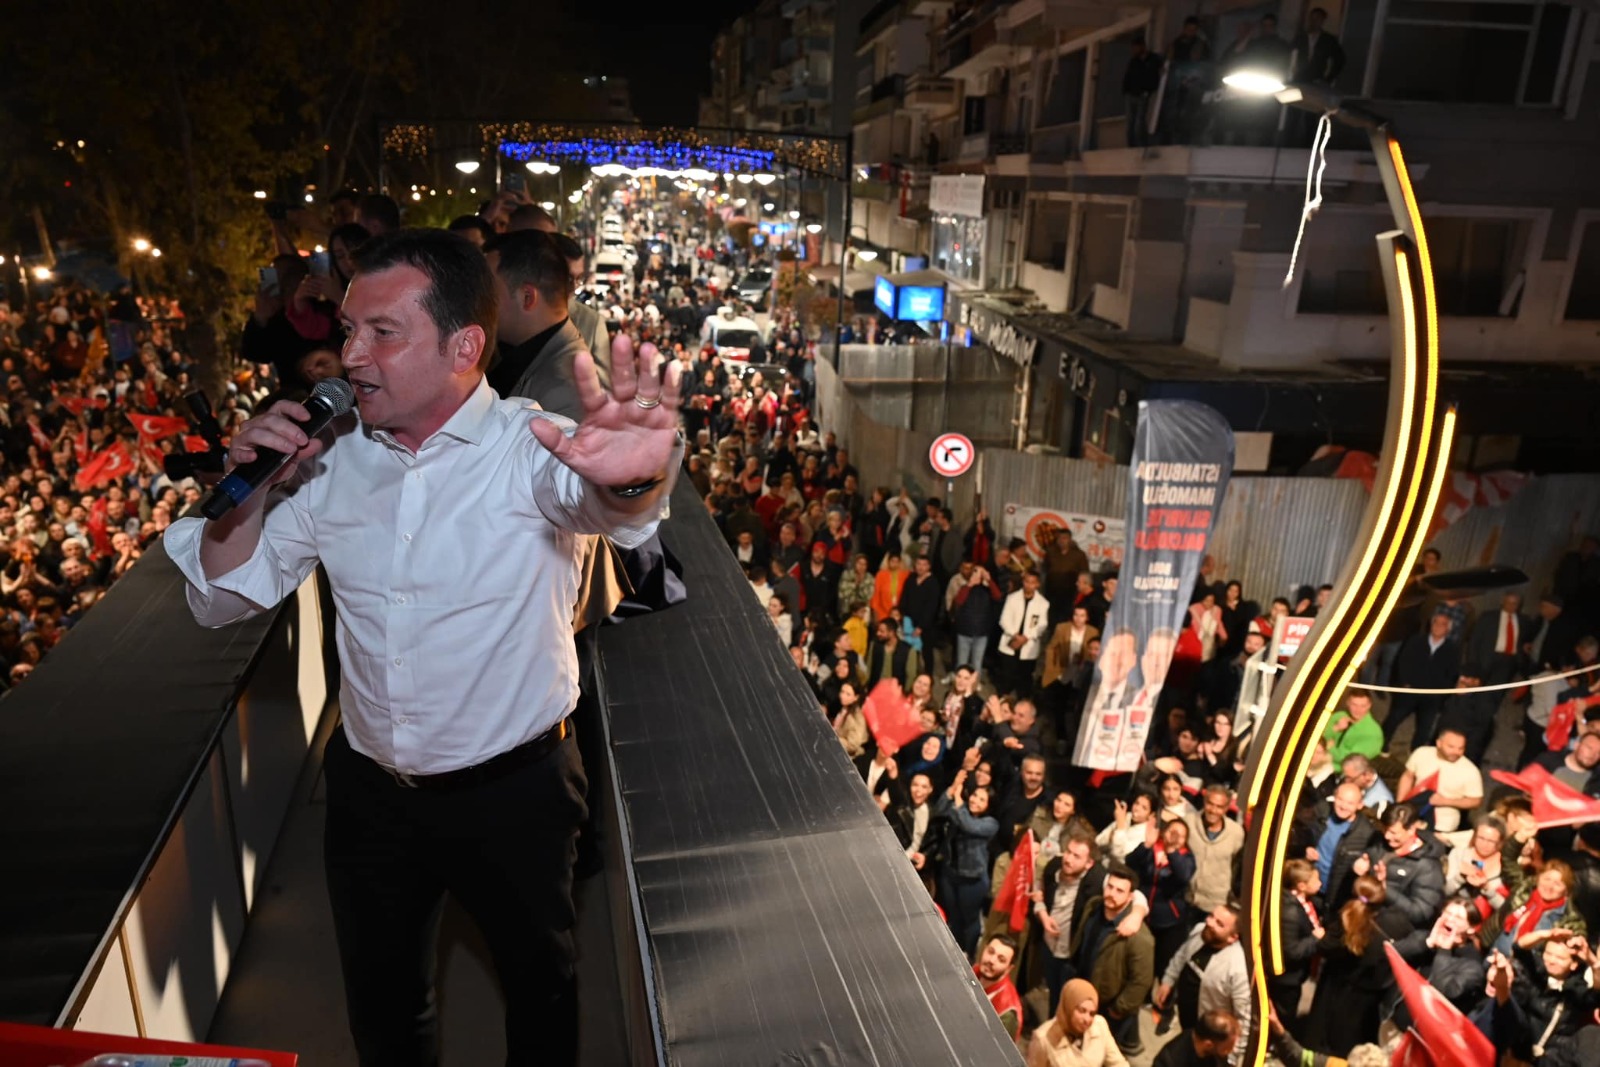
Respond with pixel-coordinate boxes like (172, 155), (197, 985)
(0, 278), (255, 691)
(706, 380), (1600, 1063)
(16, 176), (1600, 1064)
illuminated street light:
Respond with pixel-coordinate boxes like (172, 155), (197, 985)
(855, 249), (878, 262)
(734, 198), (747, 207)
(454, 160), (481, 174)
(805, 222), (822, 234)
(789, 210), (801, 220)
(252, 190), (267, 199)
(32, 266), (52, 281)
(131, 238), (151, 252)
(752, 173), (776, 186)
(149, 248), (162, 258)
(305, 193), (315, 203)
(763, 202), (776, 211)
(539, 201), (556, 211)
(1221, 71), (1289, 96)
(736, 173), (753, 184)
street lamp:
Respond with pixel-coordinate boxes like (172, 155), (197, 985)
(32, 266), (52, 281)
(454, 160), (481, 174)
(1223, 71), (1454, 1067)
(752, 173), (776, 186)
(805, 222), (822, 235)
(131, 238), (151, 253)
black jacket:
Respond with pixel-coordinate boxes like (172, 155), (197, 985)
(1296, 801), (1379, 912)
(1527, 612), (1584, 672)
(1039, 858), (1110, 943)
(1372, 836), (1446, 929)
(1274, 890), (1322, 991)
(1394, 632), (1463, 691)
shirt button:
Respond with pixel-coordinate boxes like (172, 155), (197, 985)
(402, 533), (412, 542)
(396, 595), (406, 604)
(394, 656), (403, 666)
(398, 716), (409, 725)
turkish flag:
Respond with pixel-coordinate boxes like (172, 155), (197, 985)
(1491, 764), (1600, 828)
(128, 413), (189, 440)
(27, 420), (51, 455)
(74, 428), (89, 467)
(1402, 770), (1438, 802)
(991, 829), (1037, 933)
(183, 435), (211, 454)
(138, 439), (165, 472)
(59, 395), (107, 416)
(1383, 943), (1494, 1067)
(861, 680), (926, 753)
(73, 440), (133, 491)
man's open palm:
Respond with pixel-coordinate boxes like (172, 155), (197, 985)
(529, 333), (682, 487)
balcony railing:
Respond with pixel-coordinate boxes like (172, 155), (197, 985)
(958, 129), (1029, 160)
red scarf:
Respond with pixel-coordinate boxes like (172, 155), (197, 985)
(1505, 890), (1566, 942)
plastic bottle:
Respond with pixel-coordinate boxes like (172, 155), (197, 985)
(77, 1056), (273, 1067)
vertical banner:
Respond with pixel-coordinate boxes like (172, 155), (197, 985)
(1073, 401), (1235, 771)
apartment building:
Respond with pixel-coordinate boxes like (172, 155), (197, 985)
(834, 0), (1600, 470)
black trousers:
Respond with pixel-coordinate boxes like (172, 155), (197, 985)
(323, 725), (588, 1067)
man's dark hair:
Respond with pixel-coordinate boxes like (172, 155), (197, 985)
(1183, 15), (1200, 26)
(983, 932), (1019, 956)
(1104, 863), (1138, 890)
(329, 221), (372, 252)
(330, 188), (360, 207)
(485, 230), (574, 309)
(508, 203), (557, 231)
(1194, 1010), (1238, 1042)
(357, 193), (401, 233)
(1380, 802), (1421, 829)
(553, 232), (585, 264)
(353, 228), (497, 352)
(447, 215), (494, 243)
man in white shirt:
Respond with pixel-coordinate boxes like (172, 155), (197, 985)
(1397, 726), (1484, 839)
(996, 572), (1051, 699)
(166, 230), (681, 1067)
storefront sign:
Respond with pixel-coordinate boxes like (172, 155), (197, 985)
(965, 304), (1037, 366)
(1073, 401), (1236, 772)
(929, 174), (985, 218)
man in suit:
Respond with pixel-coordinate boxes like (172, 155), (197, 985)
(1469, 592), (1530, 686)
(1525, 592), (1584, 673)
(1383, 611), (1463, 750)
(1294, 7), (1346, 86)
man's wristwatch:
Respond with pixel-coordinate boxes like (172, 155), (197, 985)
(608, 477), (664, 499)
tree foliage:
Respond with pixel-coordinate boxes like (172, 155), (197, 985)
(0, 0), (608, 395)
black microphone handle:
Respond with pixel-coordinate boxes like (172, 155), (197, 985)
(200, 392), (344, 520)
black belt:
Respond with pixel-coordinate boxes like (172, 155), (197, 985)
(364, 718), (569, 791)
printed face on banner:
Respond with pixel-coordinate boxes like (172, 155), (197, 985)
(1072, 403), (1236, 773)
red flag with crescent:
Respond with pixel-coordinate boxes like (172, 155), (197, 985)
(1491, 764), (1600, 829)
(128, 413), (188, 440)
(861, 679), (926, 754)
(1383, 943), (1495, 1067)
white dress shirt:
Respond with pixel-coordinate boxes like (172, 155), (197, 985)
(167, 378), (669, 776)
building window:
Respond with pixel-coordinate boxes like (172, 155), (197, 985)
(1428, 216), (1529, 317)
(933, 216), (985, 284)
(1566, 220), (1600, 320)
(1373, 0), (1580, 105)
(1025, 202), (1071, 266)
(962, 95), (986, 136)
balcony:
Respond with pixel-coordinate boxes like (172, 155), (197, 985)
(780, 82), (832, 104)
(998, 0), (1123, 39)
(958, 128), (1027, 162)
(853, 74), (907, 124)
(780, 0), (819, 16)
(937, 2), (1012, 79)
(859, 0), (903, 42)
(904, 73), (959, 114)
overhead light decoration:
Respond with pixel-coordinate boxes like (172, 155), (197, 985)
(736, 173), (754, 184)
(539, 201), (556, 210)
(149, 248), (162, 258)
(455, 160), (481, 174)
(131, 238), (151, 252)
(32, 266), (52, 280)
(753, 172), (777, 185)
(252, 190), (267, 199)
(856, 249), (878, 261)
(789, 209), (801, 220)
(805, 222), (822, 234)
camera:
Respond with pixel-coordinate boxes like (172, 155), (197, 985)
(163, 390), (228, 481)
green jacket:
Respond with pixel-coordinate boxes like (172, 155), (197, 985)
(1324, 710), (1383, 763)
(1069, 898), (1156, 1019)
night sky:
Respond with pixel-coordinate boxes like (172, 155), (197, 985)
(573, 0), (760, 126)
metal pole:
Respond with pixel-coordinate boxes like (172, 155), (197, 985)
(834, 136), (852, 370)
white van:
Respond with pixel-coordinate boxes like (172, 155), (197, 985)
(593, 252), (631, 298)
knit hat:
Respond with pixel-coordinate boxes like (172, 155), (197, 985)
(1057, 977), (1099, 1032)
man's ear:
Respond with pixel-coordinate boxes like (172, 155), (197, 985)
(449, 324), (488, 374)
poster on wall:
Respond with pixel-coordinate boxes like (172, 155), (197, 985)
(1072, 401), (1235, 772)
(1001, 505), (1124, 573)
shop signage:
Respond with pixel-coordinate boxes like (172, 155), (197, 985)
(966, 303), (1037, 366)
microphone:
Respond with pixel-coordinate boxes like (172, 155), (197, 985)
(201, 378), (355, 520)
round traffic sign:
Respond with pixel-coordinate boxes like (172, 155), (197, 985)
(929, 432), (975, 478)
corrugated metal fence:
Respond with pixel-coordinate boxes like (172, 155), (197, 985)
(815, 359), (1600, 607)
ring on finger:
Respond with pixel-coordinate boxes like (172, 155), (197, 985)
(633, 393), (662, 410)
